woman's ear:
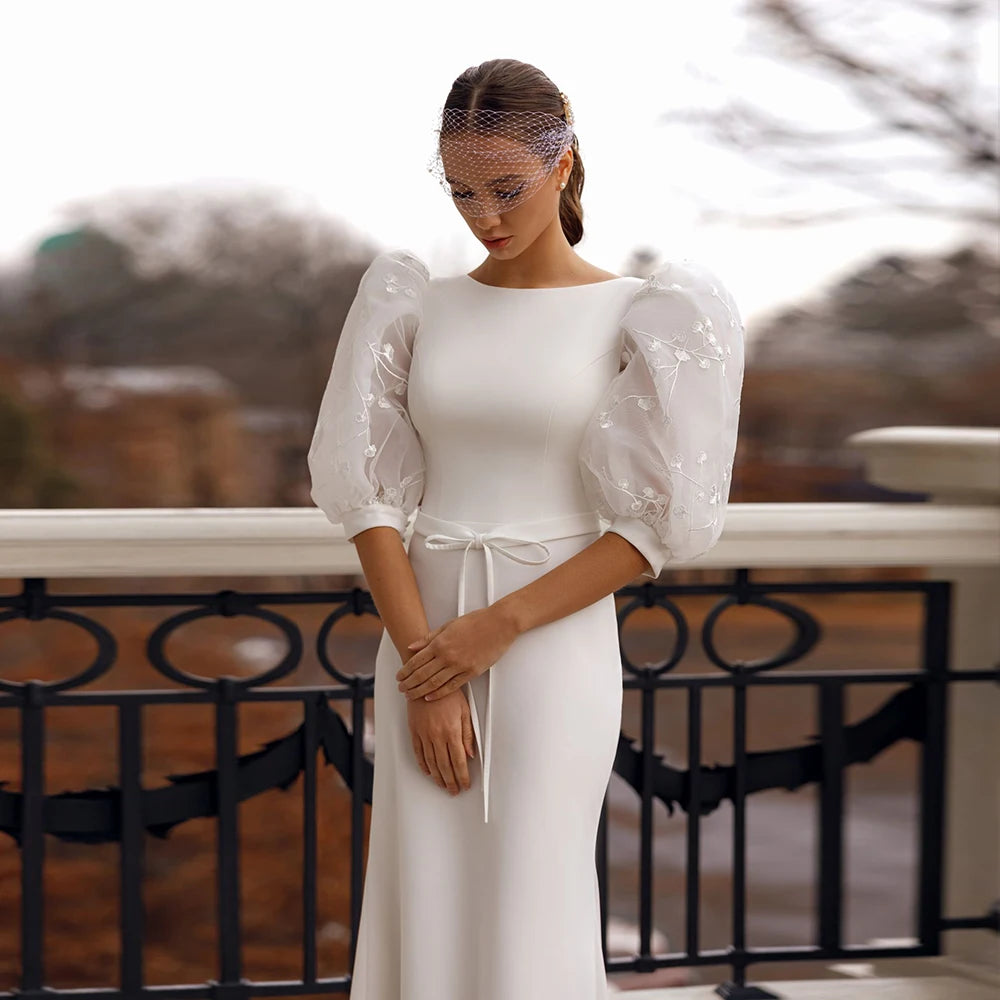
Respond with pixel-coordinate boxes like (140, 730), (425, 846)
(561, 148), (573, 185)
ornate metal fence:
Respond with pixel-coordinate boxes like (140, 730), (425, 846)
(1, 571), (997, 999)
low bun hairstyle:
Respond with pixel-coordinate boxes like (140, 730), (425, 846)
(441, 58), (585, 247)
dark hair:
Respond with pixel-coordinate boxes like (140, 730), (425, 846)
(440, 58), (584, 246)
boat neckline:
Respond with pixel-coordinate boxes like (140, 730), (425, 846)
(461, 273), (635, 291)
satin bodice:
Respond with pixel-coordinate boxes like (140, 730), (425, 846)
(408, 275), (642, 523)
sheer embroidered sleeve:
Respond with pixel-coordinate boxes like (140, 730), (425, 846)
(307, 248), (429, 543)
(578, 258), (745, 578)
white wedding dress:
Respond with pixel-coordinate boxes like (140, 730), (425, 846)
(307, 248), (744, 999)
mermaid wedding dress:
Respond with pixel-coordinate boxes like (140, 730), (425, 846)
(307, 248), (744, 999)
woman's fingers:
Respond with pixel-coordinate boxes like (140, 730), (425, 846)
(398, 655), (449, 696)
(423, 671), (467, 702)
(411, 733), (430, 777)
(408, 694), (474, 796)
(463, 703), (476, 759)
(402, 662), (465, 701)
(447, 735), (471, 792)
(424, 737), (447, 790)
(432, 740), (460, 795)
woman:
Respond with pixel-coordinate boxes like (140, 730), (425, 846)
(308, 57), (744, 1000)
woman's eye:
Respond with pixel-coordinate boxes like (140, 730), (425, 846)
(451, 185), (525, 202)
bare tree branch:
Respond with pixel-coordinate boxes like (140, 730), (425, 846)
(663, 0), (998, 229)
(754, 0), (996, 165)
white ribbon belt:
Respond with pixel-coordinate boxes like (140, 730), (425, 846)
(411, 508), (603, 823)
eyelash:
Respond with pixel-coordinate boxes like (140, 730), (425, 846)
(452, 184), (525, 201)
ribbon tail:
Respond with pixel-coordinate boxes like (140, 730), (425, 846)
(482, 545), (498, 824)
(457, 543), (471, 618)
(464, 678), (488, 822)
(455, 540), (492, 821)
(483, 674), (493, 823)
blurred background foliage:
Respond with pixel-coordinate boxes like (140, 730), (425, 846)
(0, 0), (994, 513)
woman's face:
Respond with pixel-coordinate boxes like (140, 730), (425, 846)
(440, 132), (573, 256)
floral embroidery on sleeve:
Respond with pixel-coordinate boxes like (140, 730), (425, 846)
(579, 259), (745, 575)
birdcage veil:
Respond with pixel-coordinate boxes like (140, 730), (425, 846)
(426, 97), (576, 218)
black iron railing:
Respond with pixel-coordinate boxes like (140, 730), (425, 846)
(1, 571), (997, 999)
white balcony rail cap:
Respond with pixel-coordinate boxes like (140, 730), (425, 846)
(0, 502), (998, 579)
(846, 426), (1000, 502)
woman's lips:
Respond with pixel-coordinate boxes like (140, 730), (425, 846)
(483, 236), (512, 249)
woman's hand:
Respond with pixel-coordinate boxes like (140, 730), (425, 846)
(406, 689), (476, 796)
(396, 606), (519, 702)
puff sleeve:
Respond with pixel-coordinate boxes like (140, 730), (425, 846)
(307, 248), (428, 543)
(578, 258), (745, 579)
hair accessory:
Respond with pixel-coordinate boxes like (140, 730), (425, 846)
(558, 91), (574, 128)
(426, 104), (576, 217)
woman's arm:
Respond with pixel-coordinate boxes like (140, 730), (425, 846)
(351, 526), (431, 659)
(354, 526), (478, 798)
(493, 530), (649, 635)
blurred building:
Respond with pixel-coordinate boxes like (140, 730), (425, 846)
(2, 361), (309, 508)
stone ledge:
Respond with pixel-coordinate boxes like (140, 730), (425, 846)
(609, 974), (996, 999)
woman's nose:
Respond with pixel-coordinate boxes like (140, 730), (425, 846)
(474, 212), (502, 229)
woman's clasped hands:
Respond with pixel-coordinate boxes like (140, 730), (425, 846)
(398, 606), (520, 798)
(396, 605), (520, 701)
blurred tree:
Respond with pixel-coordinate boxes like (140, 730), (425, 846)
(738, 240), (1000, 493)
(0, 384), (81, 507)
(1, 185), (378, 415)
(664, 0), (998, 229)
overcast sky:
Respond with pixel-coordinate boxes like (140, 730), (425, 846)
(1, 0), (994, 325)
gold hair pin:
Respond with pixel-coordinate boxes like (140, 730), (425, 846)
(558, 90), (574, 128)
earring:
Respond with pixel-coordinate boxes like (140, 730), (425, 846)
(559, 182), (565, 189)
